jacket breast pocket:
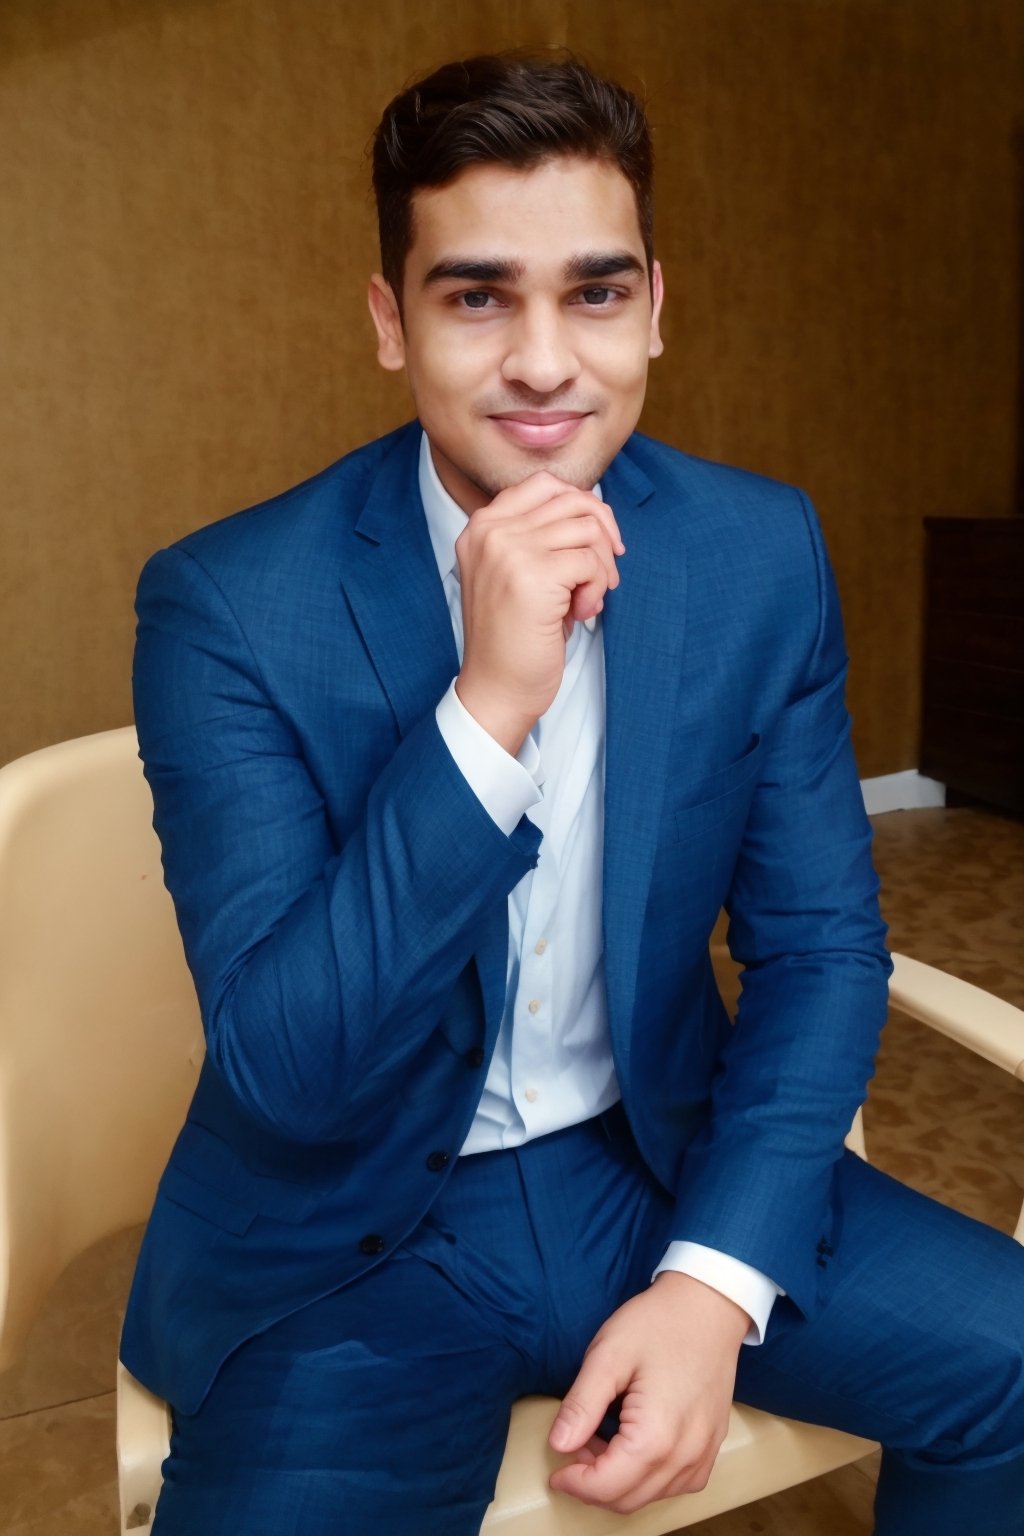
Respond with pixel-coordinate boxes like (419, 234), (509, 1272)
(671, 735), (764, 844)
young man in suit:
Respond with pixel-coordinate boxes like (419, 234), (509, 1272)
(123, 52), (1024, 1536)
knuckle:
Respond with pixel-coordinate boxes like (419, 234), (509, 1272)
(459, 525), (482, 559)
(647, 1431), (674, 1464)
(684, 1464), (713, 1493)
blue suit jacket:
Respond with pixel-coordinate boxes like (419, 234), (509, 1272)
(120, 422), (890, 1414)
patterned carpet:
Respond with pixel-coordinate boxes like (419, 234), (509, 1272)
(867, 806), (1023, 1239)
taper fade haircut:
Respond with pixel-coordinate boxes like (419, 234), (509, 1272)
(372, 51), (654, 303)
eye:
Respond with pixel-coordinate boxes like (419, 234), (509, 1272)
(578, 286), (616, 306)
(459, 291), (495, 309)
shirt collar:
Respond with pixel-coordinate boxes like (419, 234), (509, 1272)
(417, 431), (600, 633)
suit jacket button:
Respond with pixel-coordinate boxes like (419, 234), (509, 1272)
(359, 1233), (386, 1256)
(466, 1047), (485, 1068)
(426, 1150), (450, 1173)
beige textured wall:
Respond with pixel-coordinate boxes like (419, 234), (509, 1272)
(2, 0), (1022, 774)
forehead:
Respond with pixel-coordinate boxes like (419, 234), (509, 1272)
(407, 157), (646, 274)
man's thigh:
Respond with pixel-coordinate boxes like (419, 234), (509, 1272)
(149, 1107), (668, 1536)
(151, 1247), (528, 1536)
(735, 1150), (1024, 1462)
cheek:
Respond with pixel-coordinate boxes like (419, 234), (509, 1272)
(405, 358), (460, 420)
(590, 333), (651, 389)
(413, 343), (484, 403)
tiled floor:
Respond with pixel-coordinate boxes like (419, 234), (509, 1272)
(1, 805), (1021, 1535)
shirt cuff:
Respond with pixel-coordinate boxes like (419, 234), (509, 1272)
(652, 1241), (783, 1346)
(435, 680), (543, 837)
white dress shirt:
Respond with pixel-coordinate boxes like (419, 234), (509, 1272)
(420, 433), (780, 1343)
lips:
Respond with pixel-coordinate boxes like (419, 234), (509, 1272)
(488, 411), (590, 448)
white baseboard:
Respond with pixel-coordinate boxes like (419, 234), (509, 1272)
(860, 769), (946, 816)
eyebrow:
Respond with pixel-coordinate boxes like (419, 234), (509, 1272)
(421, 250), (646, 288)
(422, 257), (525, 287)
(563, 250), (646, 283)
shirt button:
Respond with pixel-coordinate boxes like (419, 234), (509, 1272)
(534, 939), (547, 955)
(426, 1150), (450, 1173)
(525, 1087), (539, 1103)
(528, 999), (541, 1014)
(359, 1233), (386, 1256)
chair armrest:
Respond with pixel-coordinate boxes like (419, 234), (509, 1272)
(887, 951), (1024, 1246)
(117, 1360), (170, 1532)
(887, 952), (1024, 1081)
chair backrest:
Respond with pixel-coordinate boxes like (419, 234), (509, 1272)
(0, 727), (200, 1369)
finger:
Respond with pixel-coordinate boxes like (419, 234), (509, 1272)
(519, 491), (624, 556)
(546, 549), (609, 622)
(548, 1351), (623, 1455)
(568, 585), (604, 623)
(549, 1434), (665, 1512)
(565, 1435), (606, 1468)
(551, 1425), (718, 1513)
(479, 477), (624, 557)
(457, 503), (620, 599)
(532, 513), (620, 590)
(480, 472), (588, 520)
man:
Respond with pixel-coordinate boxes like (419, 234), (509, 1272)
(122, 52), (1024, 1536)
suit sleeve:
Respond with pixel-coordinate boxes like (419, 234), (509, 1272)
(670, 493), (892, 1318)
(133, 545), (541, 1145)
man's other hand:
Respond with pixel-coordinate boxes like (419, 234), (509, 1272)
(547, 1271), (749, 1514)
(455, 471), (623, 756)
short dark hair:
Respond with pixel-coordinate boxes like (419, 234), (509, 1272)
(372, 51), (654, 300)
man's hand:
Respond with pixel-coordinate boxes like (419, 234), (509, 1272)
(454, 472), (624, 755)
(547, 1272), (749, 1514)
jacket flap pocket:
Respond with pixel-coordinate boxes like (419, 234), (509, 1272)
(170, 1121), (322, 1223)
(159, 1165), (255, 1236)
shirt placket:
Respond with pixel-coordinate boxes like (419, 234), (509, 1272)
(510, 625), (595, 1129)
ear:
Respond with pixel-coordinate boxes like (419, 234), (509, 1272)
(648, 259), (665, 360)
(367, 274), (406, 371)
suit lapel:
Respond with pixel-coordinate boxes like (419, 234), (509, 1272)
(601, 447), (689, 1081)
(339, 432), (459, 738)
(337, 428), (509, 1053)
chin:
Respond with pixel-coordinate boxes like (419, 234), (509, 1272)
(491, 447), (616, 497)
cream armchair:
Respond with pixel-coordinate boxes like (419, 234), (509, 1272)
(2, 728), (1021, 1535)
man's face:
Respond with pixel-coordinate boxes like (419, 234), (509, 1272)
(368, 156), (664, 513)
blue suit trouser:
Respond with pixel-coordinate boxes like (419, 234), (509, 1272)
(151, 1108), (1024, 1535)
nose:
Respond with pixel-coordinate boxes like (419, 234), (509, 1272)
(500, 301), (581, 394)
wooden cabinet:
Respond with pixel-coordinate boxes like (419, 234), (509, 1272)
(920, 517), (1023, 814)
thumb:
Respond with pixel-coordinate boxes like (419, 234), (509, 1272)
(549, 1351), (620, 1454)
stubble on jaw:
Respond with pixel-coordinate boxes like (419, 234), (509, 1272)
(457, 445), (620, 505)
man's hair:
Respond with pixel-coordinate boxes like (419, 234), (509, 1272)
(372, 51), (654, 300)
